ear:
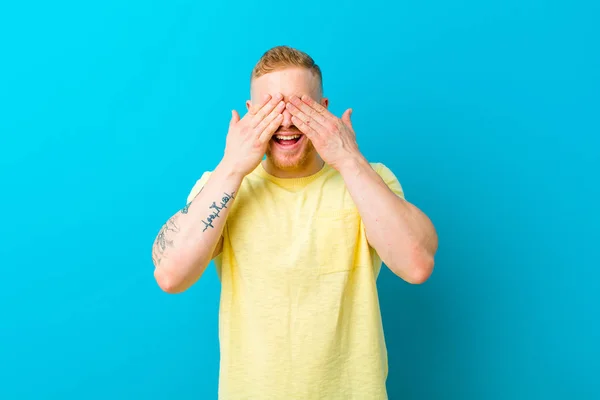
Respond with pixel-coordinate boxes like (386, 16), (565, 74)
(320, 97), (329, 109)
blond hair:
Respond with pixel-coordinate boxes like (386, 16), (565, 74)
(250, 45), (323, 92)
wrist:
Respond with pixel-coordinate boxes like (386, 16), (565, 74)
(215, 158), (246, 185)
(336, 152), (370, 177)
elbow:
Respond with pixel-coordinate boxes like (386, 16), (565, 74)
(405, 235), (437, 284)
(389, 248), (435, 285)
(153, 252), (209, 294)
(404, 258), (434, 284)
(154, 265), (187, 294)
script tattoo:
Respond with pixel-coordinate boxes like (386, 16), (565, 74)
(201, 191), (235, 232)
(152, 187), (230, 266)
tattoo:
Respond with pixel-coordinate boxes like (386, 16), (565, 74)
(152, 216), (181, 266)
(181, 187), (204, 214)
(201, 191), (235, 232)
(152, 188), (232, 266)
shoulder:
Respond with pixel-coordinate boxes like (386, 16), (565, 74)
(368, 162), (392, 175)
(368, 162), (405, 199)
(186, 171), (212, 204)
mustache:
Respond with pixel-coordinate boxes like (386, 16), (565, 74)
(275, 126), (301, 134)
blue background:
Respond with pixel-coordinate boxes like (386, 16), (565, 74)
(1, 0), (598, 399)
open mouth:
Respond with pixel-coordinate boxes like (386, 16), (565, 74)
(272, 133), (303, 147)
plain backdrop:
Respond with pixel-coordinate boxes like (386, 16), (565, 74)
(1, 0), (598, 399)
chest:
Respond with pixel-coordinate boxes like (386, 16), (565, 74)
(224, 178), (362, 275)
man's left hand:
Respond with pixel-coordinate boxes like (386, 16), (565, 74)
(286, 95), (363, 171)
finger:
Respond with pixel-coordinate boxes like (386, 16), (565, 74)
(230, 110), (241, 126)
(341, 108), (353, 130)
(291, 115), (319, 139)
(251, 93), (283, 128)
(286, 102), (328, 135)
(288, 96), (330, 127)
(248, 93), (272, 116)
(254, 101), (285, 135)
(258, 114), (284, 143)
(301, 94), (337, 122)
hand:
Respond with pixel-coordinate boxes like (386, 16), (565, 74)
(222, 93), (285, 177)
(286, 95), (362, 171)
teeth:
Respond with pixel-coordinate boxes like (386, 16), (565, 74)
(275, 134), (300, 140)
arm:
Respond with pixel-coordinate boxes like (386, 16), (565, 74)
(286, 94), (438, 284)
(338, 157), (438, 283)
(152, 161), (243, 293)
(151, 92), (285, 293)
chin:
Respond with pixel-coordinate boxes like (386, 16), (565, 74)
(266, 140), (314, 171)
(269, 152), (309, 170)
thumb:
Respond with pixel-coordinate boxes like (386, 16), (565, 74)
(341, 108), (353, 129)
(230, 110), (240, 126)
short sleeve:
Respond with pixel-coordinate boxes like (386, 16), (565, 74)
(186, 171), (212, 204)
(373, 163), (405, 199)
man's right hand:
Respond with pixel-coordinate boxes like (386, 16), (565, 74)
(222, 93), (285, 177)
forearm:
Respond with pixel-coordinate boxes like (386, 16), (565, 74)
(152, 160), (243, 293)
(339, 156), (438, 283)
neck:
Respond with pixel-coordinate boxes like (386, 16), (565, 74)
(262, 155), (325, 179)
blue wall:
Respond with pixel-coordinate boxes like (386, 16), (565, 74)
(1, 1), (598, 399)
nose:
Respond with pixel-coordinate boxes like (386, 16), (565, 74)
(281, 108), (293, 128)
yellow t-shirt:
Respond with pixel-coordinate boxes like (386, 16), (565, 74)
(187, 161), (404, 400)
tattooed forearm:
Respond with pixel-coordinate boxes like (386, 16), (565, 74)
(151, 188), (235, 268)
(152, 215), (181, 266)
(181, 187), (203, 214)
(201, 191), (235, 231)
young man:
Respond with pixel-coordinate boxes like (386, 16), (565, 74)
(151, 46), (438, 399)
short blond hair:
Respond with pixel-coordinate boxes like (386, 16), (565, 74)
(250, 45), (323, 92)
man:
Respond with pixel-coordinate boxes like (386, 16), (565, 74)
(151, 46), (438, 399)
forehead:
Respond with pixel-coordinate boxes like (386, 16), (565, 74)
(251, 68), (321, 101)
